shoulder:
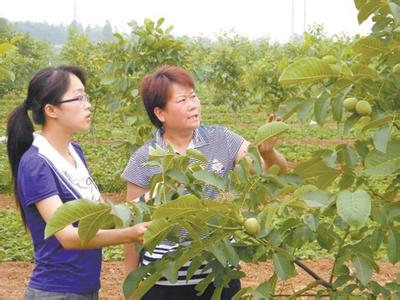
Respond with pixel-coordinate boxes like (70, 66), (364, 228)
(18, 146), (54, 180)
(201, 124), (234, 133)
(132, 139), (156, 159)
(200, 125), (241, 140)
(198, 124), (224, 138)
(126, 136), (160, 165)
(19, 146), (47, 171)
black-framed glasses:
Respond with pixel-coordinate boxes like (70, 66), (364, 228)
(55, 94), (90, 104)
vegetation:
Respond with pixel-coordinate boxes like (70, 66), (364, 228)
(1, 0), (400, 298)
(9, 18), (114, 44)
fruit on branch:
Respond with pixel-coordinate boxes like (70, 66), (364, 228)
(355, 100), (372, 116)
(244, 217), (261, 236)
(322, 55), (337, 64)
(343, 97), (358, 112)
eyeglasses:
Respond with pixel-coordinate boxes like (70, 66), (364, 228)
(55, 94), (90, 104)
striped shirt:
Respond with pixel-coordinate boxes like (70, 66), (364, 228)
(122, 125), (244, 285)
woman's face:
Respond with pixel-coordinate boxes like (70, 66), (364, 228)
(49, 73), (92, 133)
(156, 83), (201, 133)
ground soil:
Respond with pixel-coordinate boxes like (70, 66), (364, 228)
(1, 194), (399, 299)
(1, 260), (399, 299)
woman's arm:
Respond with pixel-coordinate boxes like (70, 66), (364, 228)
(257, 136), (288, 173)
(124, 182), (148, 276)
(36, 195), (149, 250)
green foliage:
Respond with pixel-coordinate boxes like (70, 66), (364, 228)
(0, 31), (52, 97)
(45, 199), (132, 244)
(254, 121), (289, 145)
(0, 42), (16, 81)
(279, 57), (339, 86)
(100, 18), (186, 149)
(200, 34), (251, 111)
(272, 1), (400, 297)
(61, 27), (108, 100)
(15, 19), (115, 44)
(0, 210), (124, 262)
(0, 211), (33, 261)
(336, 190), (371, 229)
(0, 143), (12, 193)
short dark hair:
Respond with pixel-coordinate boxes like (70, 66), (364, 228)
(140, 66), (195, 129)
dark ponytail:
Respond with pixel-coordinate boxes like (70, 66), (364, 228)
(6, 65), (85, 227)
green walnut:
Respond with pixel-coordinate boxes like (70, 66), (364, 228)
(343, 97), (358, 112)
(244, 218), (261, 236)
(322, 55), (337, 64)
(355, 100), (372, 116)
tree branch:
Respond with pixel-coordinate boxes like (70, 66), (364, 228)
(294, 259), (336, 291)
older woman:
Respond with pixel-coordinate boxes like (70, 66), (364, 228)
(122, 66), (288, 299)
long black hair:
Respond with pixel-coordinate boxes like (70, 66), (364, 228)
(6, 65), (86, 227)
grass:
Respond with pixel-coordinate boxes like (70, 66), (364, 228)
(0, 211), (124, 262)
(0, 211), (33, 261)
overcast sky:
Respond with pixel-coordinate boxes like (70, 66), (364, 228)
(1, 0), (372, 42)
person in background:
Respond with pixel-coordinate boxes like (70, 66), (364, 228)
(121, 66), (288, 300)
(6, 66), (149, 300)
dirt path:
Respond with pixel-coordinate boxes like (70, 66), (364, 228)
(0, 194), (14, 211)
(0, 260), (399, 299)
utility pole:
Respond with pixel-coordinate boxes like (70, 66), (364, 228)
(74, 0), (77, 23)
(303, 0), (307, 33)
(291, 0), (295, 37)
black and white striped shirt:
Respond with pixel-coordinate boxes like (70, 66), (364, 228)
(122, 125), (244, 285)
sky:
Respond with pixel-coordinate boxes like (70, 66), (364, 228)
(1, 0), (372, 42)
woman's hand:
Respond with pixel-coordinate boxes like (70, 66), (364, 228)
(258, 114), (282, 156)
(257, 114), (288, 173)
(130, 222), (150, 244)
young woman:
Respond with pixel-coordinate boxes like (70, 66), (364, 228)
(6, 66), (149, 300)
(121, 66), (288, 299)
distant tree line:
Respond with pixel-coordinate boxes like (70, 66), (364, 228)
(0, 17), (114, 45)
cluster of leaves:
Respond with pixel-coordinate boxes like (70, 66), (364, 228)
(197, 34), (252, 111)
(0, 18), (53, 97)
(0, 211), (33, 261)
(61, 27), (109, 101)
(56, 18), (359, 162)
(274, 0), (400, 297)
(99, 18), (186, 151)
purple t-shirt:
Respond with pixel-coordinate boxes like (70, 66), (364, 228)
(17, 142), (101, 294)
